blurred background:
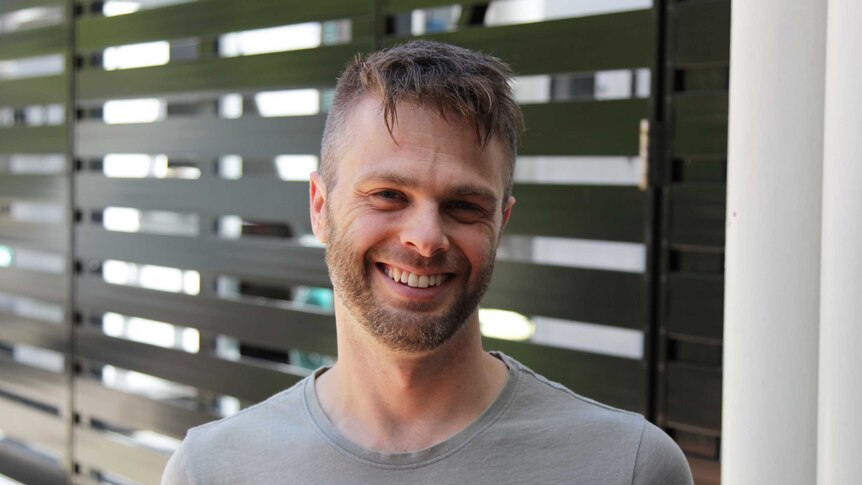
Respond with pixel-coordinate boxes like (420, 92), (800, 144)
(0, 0), (729, 483)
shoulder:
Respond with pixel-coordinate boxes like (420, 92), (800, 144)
(162, 377), (310, 483)
(632, 422), (694, 485)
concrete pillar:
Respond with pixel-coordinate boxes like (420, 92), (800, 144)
(723, 1), (827, 483)
(817, 1), (862, 483)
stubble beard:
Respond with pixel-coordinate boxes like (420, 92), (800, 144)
(324, 215), (496, 353)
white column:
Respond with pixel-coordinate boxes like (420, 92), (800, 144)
(723, 1), (827, 483)
(818, 1), (862, 483)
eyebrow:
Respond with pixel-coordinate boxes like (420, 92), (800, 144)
(357, 171), (499, 205)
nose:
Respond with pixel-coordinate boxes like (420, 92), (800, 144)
(400, 204), (450, 258)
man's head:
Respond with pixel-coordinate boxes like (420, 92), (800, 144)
(320, 40), (523, 201)
(311, 41), (522, 353)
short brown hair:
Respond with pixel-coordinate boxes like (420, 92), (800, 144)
(320, 40), (524, 200)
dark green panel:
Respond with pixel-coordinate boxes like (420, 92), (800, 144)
(675, 0), (730, 66)
(485, 338), (646, 414)
(486, 261), (645, 329)
(0, 268), (67, 304)
(78, 0), (371, 50)
(520, 99), (648, 156)
(76, 276), (337, 356)
(77, 329), (305, 402)
(75, 176), (310, 226)
(666, 363), (722, 432)
(0, 25), (65, 61)
(668, 184), (726, 247)
(75, 227), (331, 289)
(673, 93), (728, 157)
(77, 42), (369, 100)
(0, 126), (66, 153)
(403, 10), (654, 74)
(0, 313), (66, 352)
(665, 273), (723, 341)
(76, 379), (214, 439)
(0, 174), (67, 201)
(506, 184), (647, 242)
(0, 75), (66, 107)
(76, 115), (325, 156)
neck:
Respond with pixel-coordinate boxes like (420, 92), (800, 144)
(315, 305), (508, 453)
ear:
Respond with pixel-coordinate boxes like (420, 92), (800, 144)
(309, 171), (328, 244)
(501, 196), (515, 230)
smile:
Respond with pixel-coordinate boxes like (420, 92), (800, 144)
(381, 264), (448, 288)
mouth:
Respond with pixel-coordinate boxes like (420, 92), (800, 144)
(378, 263), (450, 289)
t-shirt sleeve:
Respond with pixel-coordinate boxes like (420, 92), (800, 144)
(631, 422), (693, 485)
(161, 441), (191, 485)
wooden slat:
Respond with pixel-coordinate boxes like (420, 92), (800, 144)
(77, 0), (371, 50)
(76, 328), (307, 402)
(0, 268), (67, 304)
(486, 261), (645, 329)
(0, 174), (67, 201)
(0, 75), (66, 107)
(0, 397), (65, 455)
(0, 357), (66, 410)
(507, 184), (647, 242)
(76, 276), (337, 356)
(665, 273), (723, 341)
(75, 428), (169, 485)
(0, 438), (65, 485)
(75, 227), (330, 289)
(0, 25), (65, 61)
(668, 184), (726, 247)
(675, 0), (730, 66)
(76, 115), (326, 156)
(485, 338), (647, 414)
(0, 126), (66, 154)
(77, 42), (369, 101)
(0, 312), (66, 352)
(0, 219), (68, 254)
(520, 100), (648, 156)
(76, 379), (214, 439)
(666, 363), (722, 432)
(406, 10), (654, 74)
(673, 93), (728, 157)
(75, 176), (310, 226)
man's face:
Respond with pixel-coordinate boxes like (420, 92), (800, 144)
(310, 97), (514, 352)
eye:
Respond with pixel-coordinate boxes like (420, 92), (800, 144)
(450, 200), (481, 212)
(373, 190), (403, 200)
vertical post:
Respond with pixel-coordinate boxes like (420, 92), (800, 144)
(723, 0), (826, 483)
(817, 1), (862, 483)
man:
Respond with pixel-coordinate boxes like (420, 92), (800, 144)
(162, 40), (693, 484)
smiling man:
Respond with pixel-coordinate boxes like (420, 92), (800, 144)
(162, 41), (693, 484)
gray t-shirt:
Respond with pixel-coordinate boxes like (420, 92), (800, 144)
(162, 353), (692, 484)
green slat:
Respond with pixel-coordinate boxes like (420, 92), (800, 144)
(486, 261), (645, 329)
(75, 428), (168, 485)
(0, 174), (67, 201)
(665, 273), (723, 341)
(77, 42), (369, 100)
(0, 397), (66, 455)
(668, 184), (726, 247)
(0, 357), (66, 409)
(0, 75), (66, 107)
(0, 25), (65, 61)
(675, 0), (730, 66)
(485, 338), (647, 414)
(520, 99), (648, 156)
(673, 93), (728, 157)
(400, 10), (654, 74)
(507, 184), (646, 242)
(666, 363), (722, 432)
(0, 268), (67, 304)
(77, 0), (372, 51)
(0, 126), (66, 153)
(0, 0), (59, 15)
(0, 219), (67, 254)
(0, 313), (66, 352)
(387, 0), (488, 10)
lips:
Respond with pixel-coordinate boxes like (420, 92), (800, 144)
(381, 264), (448, 288)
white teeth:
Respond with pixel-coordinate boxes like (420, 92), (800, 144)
(387, 266), (446, 288)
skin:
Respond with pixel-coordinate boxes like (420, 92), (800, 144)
(309, 96), (515, 453)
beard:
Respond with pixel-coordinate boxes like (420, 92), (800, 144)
(324, 213), (496, 353)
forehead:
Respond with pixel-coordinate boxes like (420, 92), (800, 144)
(335, 96), (507, 192)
